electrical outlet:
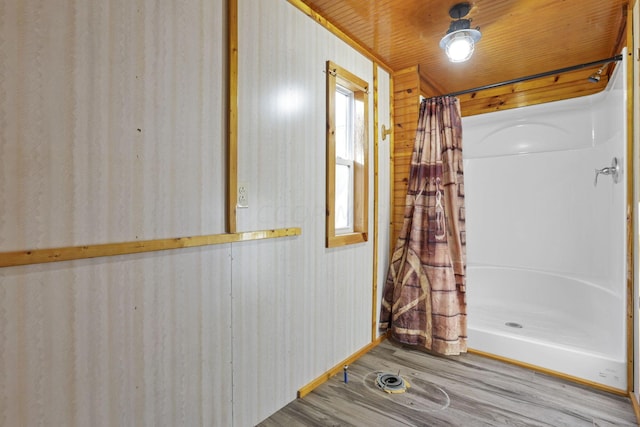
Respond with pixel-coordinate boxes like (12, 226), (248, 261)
(237, 183), (249, 208)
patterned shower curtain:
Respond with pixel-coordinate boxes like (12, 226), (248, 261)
(380, 96), (466, 355)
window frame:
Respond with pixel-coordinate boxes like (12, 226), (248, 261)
(325, 60), (369, 248)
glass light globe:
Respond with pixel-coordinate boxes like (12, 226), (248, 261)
(439, 28), (482, 63)
(446, 34), (474, 62)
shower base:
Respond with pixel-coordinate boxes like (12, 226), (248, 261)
(468, 300), (626, 390)
(466, 265), (626, 390)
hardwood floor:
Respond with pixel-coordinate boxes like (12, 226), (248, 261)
(259, 340), (638, 426)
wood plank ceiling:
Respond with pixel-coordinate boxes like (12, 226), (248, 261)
(296, 0), (628, 96)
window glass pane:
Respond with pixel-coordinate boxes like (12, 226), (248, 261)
(354, 98), (365, 163)
(335, 86), (353, 160)
(335, 163), (351, 230)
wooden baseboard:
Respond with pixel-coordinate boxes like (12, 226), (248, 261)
(630, 392), (640, 424)
(468, 347), (627, 396)
(297, 334), (387, 399)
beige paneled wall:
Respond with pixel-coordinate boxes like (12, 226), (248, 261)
(0, 0), (391, 425)
(0, 0), (226, 251)
(0, 0), (232, 425)
(0, 248), (233, 426)
(376, 66), (392, 336)
(233, 0), (387, 424)
(236, 0), (374, 232)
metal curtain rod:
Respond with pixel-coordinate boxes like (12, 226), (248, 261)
(437, 54), (623, 98)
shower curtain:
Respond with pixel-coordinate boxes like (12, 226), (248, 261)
(380, 96), (467, 355)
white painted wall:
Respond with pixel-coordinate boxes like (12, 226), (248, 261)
(234, 1), (390, 423)
(0, 0), (234, 425)
(0, 0), (391, 425)
(0, 0), (227, 248)
(376, 66), (392, 337)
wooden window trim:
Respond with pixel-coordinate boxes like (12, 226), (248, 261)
(326, 60), (369, 248)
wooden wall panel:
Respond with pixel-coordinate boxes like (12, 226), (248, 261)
(458, 68), (611, 117)
(391, 67), (421, 245)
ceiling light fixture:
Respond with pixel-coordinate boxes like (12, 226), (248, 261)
(439, 3), (482, 63)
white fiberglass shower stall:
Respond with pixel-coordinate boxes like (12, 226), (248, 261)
(463, 57), (628, 390)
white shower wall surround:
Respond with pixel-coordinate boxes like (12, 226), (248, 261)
(463, 58), (627, 390)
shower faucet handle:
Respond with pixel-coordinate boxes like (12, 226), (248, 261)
(594, 157), (620, 187)
(594, 167), (611, 186)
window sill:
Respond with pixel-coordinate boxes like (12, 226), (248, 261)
(326, 231), (368, 248)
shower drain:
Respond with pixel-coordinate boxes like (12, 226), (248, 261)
(505, 321), (523, 328)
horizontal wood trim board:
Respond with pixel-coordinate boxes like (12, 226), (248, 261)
(467, 348), (627, 397)
(0, 228), (302, 268)
(460, 87), (606, 116)
(298, 334), (387, 399)
(457, 78), (607, 103)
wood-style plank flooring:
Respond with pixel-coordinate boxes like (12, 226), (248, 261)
(259, 340), (637, 426)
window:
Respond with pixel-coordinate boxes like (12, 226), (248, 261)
(326, 61), (368, 248)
